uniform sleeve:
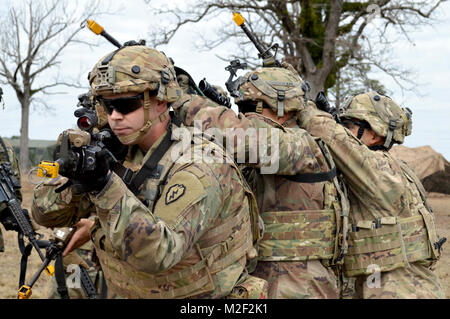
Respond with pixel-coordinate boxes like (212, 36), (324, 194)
(3, 140), (22, 201)
(7, 144), (21, 184)
(174, 94), (324, 175)
(31, 176), (94, 228)
(88, 165), (225, 274)
(297, 101), (404, 212)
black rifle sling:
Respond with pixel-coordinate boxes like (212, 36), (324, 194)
(18, 234), (33, 288)
(54, 252), (69, 299)
(79, 266), (98, 299)
(127, 126), (173, 196)
(111, 162), (134, 185)
(113, 114), (181, 187)
(282, 139), (337, 183)
(284, 167), (337, 183)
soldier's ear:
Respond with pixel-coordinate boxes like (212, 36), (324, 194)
(367, 129), (385, 146)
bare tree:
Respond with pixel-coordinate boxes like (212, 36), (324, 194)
(0, 0), (112, 171)
(144, 0), (446, 103)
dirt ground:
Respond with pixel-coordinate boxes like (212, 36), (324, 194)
(0, 179), (449, 299)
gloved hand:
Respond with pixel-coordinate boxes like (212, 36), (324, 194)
(57, 148), (112, 195)
(314, 92), (341, 123)
(73, 148), (112, 194)
(315, 91), (331, 113)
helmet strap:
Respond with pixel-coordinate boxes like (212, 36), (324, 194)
(277, 90), (285, 117)
(383, 119), (397, 149)
(369, 145), (389, 151)
(256, 101), (263, 113)
(357, 125), (365, 140)
(156, 70), (171, 101)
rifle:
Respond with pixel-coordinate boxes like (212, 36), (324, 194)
(17, 227), (99, 299)
(224, 59), (248, 98)
(37, 126), (132, 194)
(225, 12), (283, 98)
(315, 91), (341, 123)
(0, 162), (98, 299)
(232, 12), (281, 68)
(36, 88), (131, 193)
(0, 162), (50, 266)
(74, 91), (99, 132)
(198, 78), (232, 108)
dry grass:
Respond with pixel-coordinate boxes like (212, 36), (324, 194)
(0, 180), (449, 299)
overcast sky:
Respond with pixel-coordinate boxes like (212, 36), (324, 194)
(1, 0), (449, 160)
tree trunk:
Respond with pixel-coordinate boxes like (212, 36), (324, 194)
(19, 99), (30, 172)
(304, 74), (326, 101)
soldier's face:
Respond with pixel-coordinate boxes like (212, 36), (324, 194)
(347, 125), (384, 147)
(103, 92), (146, 140)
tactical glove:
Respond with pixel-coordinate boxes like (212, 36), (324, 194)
(74, 148), (112, 194)
(57, 148), (112, 195)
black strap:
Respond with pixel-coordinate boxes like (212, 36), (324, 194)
(127, 126), (173, 195)
(369, 145), (388, 151)
(18, 235), (33, 288)
(100, 270), (108, 299)
(111, 162), (134, 185)
(283, 167), (337, 183)
(54, 253), (69, 299)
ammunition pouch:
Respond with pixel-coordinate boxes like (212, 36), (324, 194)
(344, 154), (442, 277)
(344, 209), (439, 277)
(258, 182), (342, 263)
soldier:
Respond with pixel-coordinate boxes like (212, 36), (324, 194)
(296, 91), (446, 298)
(0, 86), (22, 253)
(32, 44), (265, 299)
(172, 65), (350, 298)
(0, 136), (21, 252)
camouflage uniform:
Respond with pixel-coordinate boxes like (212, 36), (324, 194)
(32, 45), (262, 299)
(297, 92), (445, 299)
(173, 66), (349, 299)
(0, 137), (21, 252)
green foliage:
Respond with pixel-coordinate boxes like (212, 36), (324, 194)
(299, 1), (327, 70)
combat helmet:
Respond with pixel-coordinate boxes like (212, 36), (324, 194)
(234, 65), (305, 117)
(88, 45), (182, 144)
(339, 91), (412, 149)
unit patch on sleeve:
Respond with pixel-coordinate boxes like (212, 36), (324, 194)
(154, 169), (208, 226)
(165, 184), (186, 205)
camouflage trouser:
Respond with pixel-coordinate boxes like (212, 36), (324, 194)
(252, 260), (340, 299)
(342, 261), (446, 299)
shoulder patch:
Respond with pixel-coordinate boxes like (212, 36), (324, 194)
(154, 170), (208, 225)
(165, 184), (186, 204)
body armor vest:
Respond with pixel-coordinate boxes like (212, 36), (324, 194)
(91, 124), (259, 298)
(344, 152), (441, 277)
(243, 114), (349, 264)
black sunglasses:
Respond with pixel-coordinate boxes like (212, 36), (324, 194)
(97, 93), (144, 115)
